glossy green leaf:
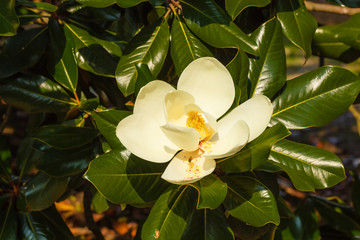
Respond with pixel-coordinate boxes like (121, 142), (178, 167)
(217, 123), (290, 173)
(32, 125), (99, 149)
(181, 207), (234, 240)
(268, 139), (346, 191)
(76, 0), (115, 8)
(79, 98), (99, 111)
(84, 150), (171, 204)
(276, 0), (317, 58)
(65, 23), (121, 77)
(92, 109), (131, 150)
(222, 175), (280, 227)
(188, 174), (227, 210)
(0, 74), (74, 112)
(180, 0), (258, 55)
(141, 186), (197, 240)
(0, 0), (19, 36)
(17, 0), (58, 12)
(24, 172), (69, 211)
(0, 27), (48, 78)
(48, 19), (78, 94)
(0, 202), (17, 240)
(249, 17), (286, 98)
(170, 13), (213, 76)
(115, 18), (170, 96)
(92, 191), (110, 213)
(327, 0), (360, 7)
(271, 66), (360, 129)
(117, 0), (147, 7)
(225, 0), (271, 20)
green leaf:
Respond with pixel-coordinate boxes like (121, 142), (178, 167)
(181, 207), (234, 240)
(270, 66), (360, 129)
(76, 0), (116, 8)
(249, 17), (286, 98)
(222, 175), (280, 227)
(188, 174), (227, 210)
(180, 0), (258, 55)
(0, 27), (48, 78)
(92, 109), (131, 150)
(24, 172), (69, 211)
(32, 125), (99, 150)
(78, 97), (99, 111)
(84, 150), (171, 204)
(0, 0), (19, 36)
(115, 18), (170, 96)
(92, 191), (110, 213)
(141, 186), (197, 240)
(276, 0), (317, 58)
(217, 123), (290, 172)
(0, 74), (74, 112)
(170, 13), (213, 76)
(0, 202), (17, 240)
(65, 23), (121, 77)
(134, 63), (156, 95)
(268, 139), (346, 191)
(48, 19), (78, 94)
(227, 215), (271, 240)
(350, 170), (360, 215)
(225, 0), (271, 20)
(16, 138), (43, 177)
(0, 136), (11, 183)
(117, 0), (147, 7)
(327, 0), (360, 7)
(17, 0), (58, 12)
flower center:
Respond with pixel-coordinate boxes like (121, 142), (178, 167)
(186, 111), (211, 141)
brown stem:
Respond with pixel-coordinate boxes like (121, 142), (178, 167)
(304, 1), (360, 15)
(83, 189), (105, 240)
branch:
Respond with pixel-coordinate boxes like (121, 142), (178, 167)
(83, 189), (105, 240)
(305, 1), (360, 15)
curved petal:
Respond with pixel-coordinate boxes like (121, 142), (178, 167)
(161, 123), (199, 152)
(161, 151), (216, 185)
(116, 113), (178, 163)
(204, 120), (249, 159)
(134, 80), (175, 125)
(177, 57), (235, 119)
(164, 90), (194, 125)
(217, 95), (273, 142)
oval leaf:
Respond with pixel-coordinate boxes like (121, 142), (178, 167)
(76, 0), (116, 8)
(0, 0), (19, 36)
(268, 139), (346, 191)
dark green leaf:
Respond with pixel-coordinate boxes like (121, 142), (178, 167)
(225, 0), (271, 20)
(32, 125), (99, 149)
(17, 0), (58, 12)
(170, 13), (213, 76)
(0, 74), (74, 112)
(79, 98), (99, 111)
(48, 19), (78, 94)
(134, 63), (156, 95)
(276, 0), (317, 58)
(217, 123), (290, 172)
(92, 191), (110, 213)
(84, 150), (171, 204)
(0, 27), (48, 78)
(92, 109), (131, 150)
(249, 17), (286, 98)
(222, 175), (280, 227)
(65, 23), (121, 77)
(350, 170), (360, 215)
(188, 174), (227, 210)
(0, 136), (11, 183)
(227, 215), (270, 240)
(180, 0), (258, 55)
(182, 207), (234, 240)
(115, 18), (170, 96)
(76, 0), (116, 8)
(268, 139), (346, 191)
(117, 0), (147, 7)
(271, 66), (360, 129)
(0, 202), (17, 240)
(24, 172), (69, 211)
(141, 186), (197, 240)
(327, 0), (360, 7)
(0, 0), (19, 36)
(16, 138), (43, 176)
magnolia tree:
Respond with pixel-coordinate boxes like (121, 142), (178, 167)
(1, 0), (360, 239)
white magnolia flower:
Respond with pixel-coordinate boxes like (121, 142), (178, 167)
(116, 57), (273, 185)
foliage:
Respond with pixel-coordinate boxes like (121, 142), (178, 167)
(1, 0), (360, 239)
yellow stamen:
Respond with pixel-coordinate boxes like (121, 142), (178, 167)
(186, 111), (211, 141)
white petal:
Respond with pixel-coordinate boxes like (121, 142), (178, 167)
(116, 113), (178, 163)
(161, 123), (199, 152)
(164, 90), (194, 125)
(217, 95), (273, 142)
(204, 120), (249, 159)
(134, 80), (175, 125)
(177, 57), (235, 119)
(161, 151), (216, 185)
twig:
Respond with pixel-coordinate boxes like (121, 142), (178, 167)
(0, 105), (11, 134)
(83, 189), (105, 240)
(304, 1), (360, 15)
(349, 105), (360, 135)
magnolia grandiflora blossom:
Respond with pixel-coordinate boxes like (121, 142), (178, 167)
(116, 57), (273, 185)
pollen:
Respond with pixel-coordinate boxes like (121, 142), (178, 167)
(186, 111), (211, 141)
